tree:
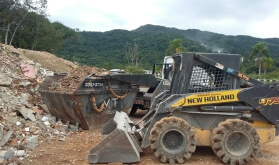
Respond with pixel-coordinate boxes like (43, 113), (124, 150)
(12, 11), (76, 53)
(249, 42), (270, 78)
(165, 38), (187, 55)
(0, 0), (47, 45)
(125, 41), (142, 67)
(262, 56), (274, 79)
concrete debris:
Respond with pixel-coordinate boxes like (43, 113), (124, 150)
(27, 136), (38, 149)
(14, 150), (25, 157)
(5, 147), (15, 159)
(69, 124), (79, 132)
(48, 66), (107, 92)
(0, 44), (83, 163)
(0, 147), (15, 160)
(17, 106), (36, 121)
(0, 73), (13, 86)
(0, 131), (13, 147)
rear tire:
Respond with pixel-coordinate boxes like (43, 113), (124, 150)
(211, 119), (260, 165)
(149, 116), (196, 164)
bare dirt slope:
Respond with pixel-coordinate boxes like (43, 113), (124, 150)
(18, 48), (78, 73)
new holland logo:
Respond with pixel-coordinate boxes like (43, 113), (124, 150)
(259, 97), (279, 106)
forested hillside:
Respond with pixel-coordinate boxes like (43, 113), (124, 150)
(57, 29), (210, 69)
(56, 24), (279, 77)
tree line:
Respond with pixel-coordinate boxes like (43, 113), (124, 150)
(0, 0), (76, 52)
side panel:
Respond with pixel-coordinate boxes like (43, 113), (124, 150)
(193, 120), (275, 146)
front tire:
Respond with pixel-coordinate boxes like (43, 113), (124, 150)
(149, 116), (196, 164)
(211, 119), (260, 165)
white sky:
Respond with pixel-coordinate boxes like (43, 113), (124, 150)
(47, 0), (279, 38)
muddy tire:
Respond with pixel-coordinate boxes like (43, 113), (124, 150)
(149, 116), (196, 164)
(211, 119), (260, 165)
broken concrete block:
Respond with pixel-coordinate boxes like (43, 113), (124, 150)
(27, 136), (38, 149)
(0, 73), (12, 86)
(37, 119), (47, 131)
(14, 150), (25, 157)
(17, 106), (36, 121)
(0, 148), (15, 160)
(43, 121), (50, 127)
(69, 125), (79, 132)
(19, 81), (31, 87)
(0, 157), (4, 163)
(20, 93), (31, 103)
(0, 129), (13, 147)
(41, 115), (49, 122)
(52, 129), (60, 135)
(5, 147), (15, 159)
(26, 110), (36, 121)
(6, 116), (17, 124)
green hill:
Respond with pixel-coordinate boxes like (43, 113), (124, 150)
(56, 24), (279, 76)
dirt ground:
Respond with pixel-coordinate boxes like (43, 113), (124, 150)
(20, 110), (279, 165)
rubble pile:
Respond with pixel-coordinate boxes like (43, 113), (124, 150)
(48, 66), (108, 92)
(0, 44), (80, 164)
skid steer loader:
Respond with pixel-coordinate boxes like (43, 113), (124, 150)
(88, 52), (279, 164)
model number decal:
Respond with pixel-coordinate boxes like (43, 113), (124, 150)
(259, 97), (279, 106)
(85, 82), (104, 88)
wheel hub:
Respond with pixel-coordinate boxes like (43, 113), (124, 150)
(162, 129), (186, 154)
(225, 131), (251, 156)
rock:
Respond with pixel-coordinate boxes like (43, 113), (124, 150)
(26, 136), (38, 149)
(0, 148), (15, 160)
(0, 125), (13, 147)
(5, 147), (15, 159)
(17, 106), (36, 121)
(58, 136), (65, 141)
(26, 110), (36, 122)
(20, 93), (31, 103)
(14, 150), (25, 157)
(0, 157), (4, 163)
(37, 119), (47, 131)
(69, 125), (79, 132)
(0, 73), (12, 86)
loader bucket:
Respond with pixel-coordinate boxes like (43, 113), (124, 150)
(88, 111), (143, 163)
(38, 74), (139, 129)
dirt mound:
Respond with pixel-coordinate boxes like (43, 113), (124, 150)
(18, 48), (77, 73)
(0, 43), (87, 164)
